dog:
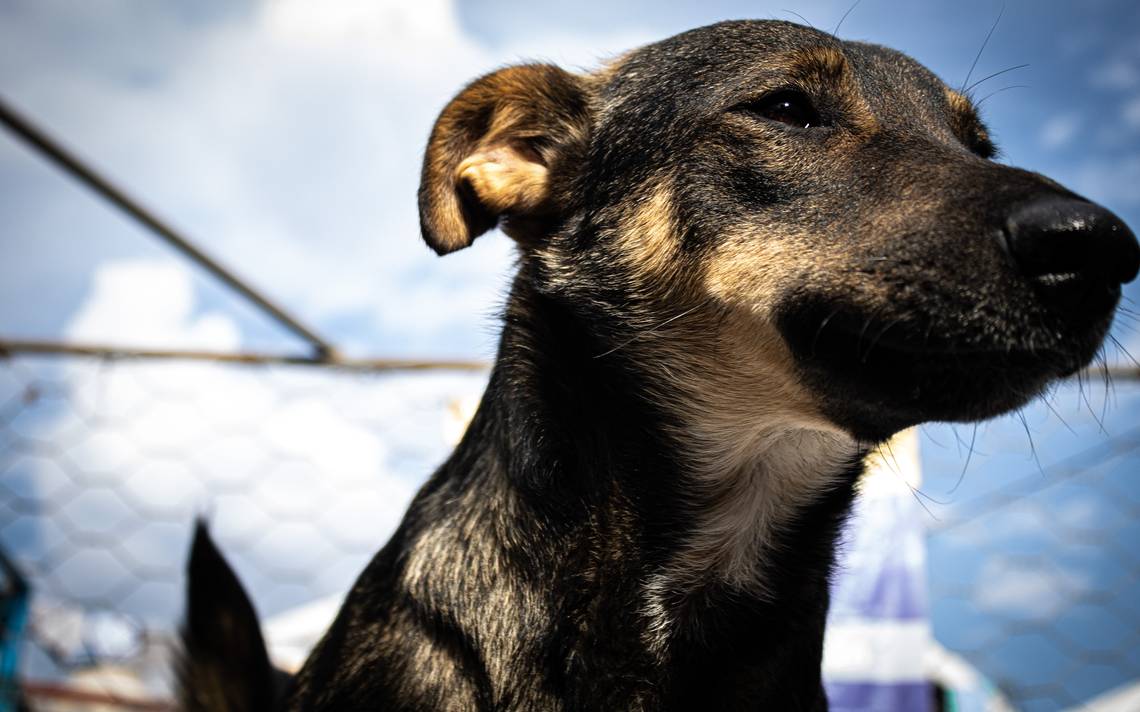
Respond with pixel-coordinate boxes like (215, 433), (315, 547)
(178, 19), (1139, 711)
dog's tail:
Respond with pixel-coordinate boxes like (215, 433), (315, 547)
(178, 520), (291, 712)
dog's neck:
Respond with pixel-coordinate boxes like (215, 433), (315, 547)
(630, 306), (862, 597)
(462, 274), (865, 703)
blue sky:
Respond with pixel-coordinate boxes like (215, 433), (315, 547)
(1, 0), (1138, 360)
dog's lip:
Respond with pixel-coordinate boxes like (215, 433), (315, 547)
(790, 309), (1014, 358)
(777, 302), (1096, 372)
(815, 319), (1070, 360)
(775, 300), (1107, 436)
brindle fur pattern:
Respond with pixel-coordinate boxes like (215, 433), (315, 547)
(180, 20), (1136, 711)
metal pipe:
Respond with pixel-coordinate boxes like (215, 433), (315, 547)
(0, 338), (488, 372)
(0, 97), (338, 359)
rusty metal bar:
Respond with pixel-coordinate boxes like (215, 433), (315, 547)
(0, 97), (338, 359)
(0, 338), (488, 372)
(22, 680), (174, 711)
(1, 338), (1136, 380)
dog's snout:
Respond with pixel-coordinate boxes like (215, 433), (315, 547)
(1002, 198), (1140, 310)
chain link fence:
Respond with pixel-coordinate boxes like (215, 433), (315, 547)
(1, 353), (1138, 710)
(923, 373), (1140, 712)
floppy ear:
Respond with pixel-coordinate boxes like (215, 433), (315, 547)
(418, 64), (592, 255)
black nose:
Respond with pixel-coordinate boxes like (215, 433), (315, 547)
(1003, 198), (1140, 313)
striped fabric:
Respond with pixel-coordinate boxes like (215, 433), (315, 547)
(824, 430), (933, 712)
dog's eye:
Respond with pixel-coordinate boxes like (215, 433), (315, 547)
(738, 91), (822, 129)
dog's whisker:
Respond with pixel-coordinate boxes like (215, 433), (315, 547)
(830, 0), (862, 37)
(1098, 347), (1115, 425)
(922, 318), (936, 349)
(810, 310), (840, 357)
(897, 474), (944, 521)
(910, 483), (952, 507)
(1073, 354), (1106, 434)
(947, 422), (978, 495)
(951, 424), (968, 458)
(961, 3), (1005, 91)
(780, 9), (816, 29)
(1112, 320), (1140, 336)
(921, 426), (947, 449)
(1074, 357), (1087, 414)
(1108, 334), (1140, 368)
(1042, 389), (1080, 436)
(593, 303), (705, 359)
(964, 63), (1030, 94)
(881, 438), (902, 475)
(1015, 408), (1045, 475)
(861, 318), (904, 363)
(975, 83), (1030, 108)
(856, 315), (875, 362)
(1093, 348), (1112, 431)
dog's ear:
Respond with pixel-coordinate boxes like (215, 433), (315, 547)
(418, 64), (592, 255)
(178, 520), (290, 712)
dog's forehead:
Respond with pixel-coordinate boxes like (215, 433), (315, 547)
(842, 42), (946, 96)
(626, 19), (837, 64)
(604, 20), (837, 97)
(839, 41), (958, 125)
(601, 20), (956, 127)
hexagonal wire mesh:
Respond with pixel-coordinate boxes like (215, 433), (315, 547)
(0, 354), (489, 707)
(1, 353), (1139, 710)
(922, 374), (1140, 712)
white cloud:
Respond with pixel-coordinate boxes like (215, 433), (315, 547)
(1122, 97), (1140, 131)
(974, 559), (1084, 619)
(65, 259), (241, 350)
(1038, 114), (1080, 150)
(1071, 155), (1140, 207)
(261, 0), (474, 65)
(1090, 58), (1140, 91)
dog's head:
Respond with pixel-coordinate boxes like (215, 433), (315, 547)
(418, 20), (1139, 443)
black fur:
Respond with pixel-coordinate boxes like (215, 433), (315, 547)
(179, 522), (291, 711)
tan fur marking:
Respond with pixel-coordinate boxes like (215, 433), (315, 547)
(620, 184), (685, 283)
(944, 88), (973, 116)
(944, 87), (992, 147)
(457, 147), (550, 215)
(585, 50), (632, 90)
(785, 46), (878, 135)
(789, 46), (848, 80)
